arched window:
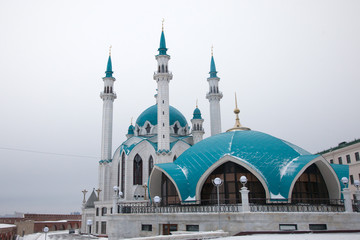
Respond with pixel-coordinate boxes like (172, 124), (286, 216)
(161, 65), (165, 73)
(161, 173), (180, 205)
(173, 124), (179, 134)
(146, 124), (151, 134)
(291, 164), (329, 203)
(216, 86), (219, 93)
(158, 66), (160, 72)
(121, 153), (125, 194)
(110, 87), (113, 93)
(133, 154), (143, 185)
(148, 156), (154, 176)
(201, 161), (265, 205)
(166, 65), (168, 72)
(137, 127), (140, 136)
(117, 161), (120, 188)
(173, 155), (177, 162)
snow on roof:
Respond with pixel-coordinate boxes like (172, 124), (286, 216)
(0, 224), (16, 228)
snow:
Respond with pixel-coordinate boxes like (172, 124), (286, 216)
(216, 233), (360, 240)
(0, 224), (16, 228)
(184, 196), (195, 201)
(270, 192), (286, 199)
(20, 231), (360, 240)
(279, 157), (299, 179)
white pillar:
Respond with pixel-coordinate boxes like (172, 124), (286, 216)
(240, 187), (250, 212)
(342, 188), (353, 212)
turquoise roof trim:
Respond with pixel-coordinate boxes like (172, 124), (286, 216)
(136, 104), (188, 127)
(192, 107), (202, 119)
(105, 56), (113, 77)
(158, 31), (168, 55)
(209, 56), (217, 78)
(155, 130), (321, 202)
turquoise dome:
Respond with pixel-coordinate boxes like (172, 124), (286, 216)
(136, 104), (187, 127)
(128, 124), (134, 134)
(156, 130), (320, 202)
(192, 107), (202, 119)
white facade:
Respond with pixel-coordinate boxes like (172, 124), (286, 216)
(321, 141), (360, 195)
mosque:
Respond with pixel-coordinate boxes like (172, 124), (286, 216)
(81, 25), (359, 239)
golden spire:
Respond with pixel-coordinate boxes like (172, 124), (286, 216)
(196, 99), (198, 108)
(109, 45), (112, 56)
(131, 117), (133, 125)
(211, 45), (214, 56)
(162, 18), (165, 31)
(226, 92), (251, 132)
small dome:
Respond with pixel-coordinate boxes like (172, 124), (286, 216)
(136, 104), (187, 127)
(128, 124), (135, 135)
(192, 107), (202, 119)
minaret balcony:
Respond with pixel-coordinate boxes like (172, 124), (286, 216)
(153, 72), (173, 80)
(100, 92), (117, 100)
(206, 92), (223, 100)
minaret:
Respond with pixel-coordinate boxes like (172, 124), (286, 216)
(191, 101), (205, 144)
(99, 46), (117, 201)
(206, 47), (223, 136)
(153, 20), (173, 162)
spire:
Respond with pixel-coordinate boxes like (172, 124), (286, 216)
(105, 46), (113, 77)
(158, 19), (168, 55)
(226, 93), (250, 132)
(209, 46), (217, 78)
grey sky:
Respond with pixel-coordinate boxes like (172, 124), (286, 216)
(0, 0), (359, 215)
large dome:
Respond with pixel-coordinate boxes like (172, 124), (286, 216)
(154, 130), (323, 201)
(136, 104), (188, 127)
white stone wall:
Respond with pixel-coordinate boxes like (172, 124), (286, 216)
(107, 212), (360, 239)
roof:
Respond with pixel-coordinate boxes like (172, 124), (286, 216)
(209, 55), (218, 78)
(84, 190), (98, 209)
(192, 107), (202, 119)
(156, 130), (320, 202)
(128, 124), (134, 134)
(105, 55), (113, 78)
(158, 31), (168, 55)
(136, 104), (188, 127)
(318, 139), (360, 155)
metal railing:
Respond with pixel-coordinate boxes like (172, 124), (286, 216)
(114, 198), (346, 214)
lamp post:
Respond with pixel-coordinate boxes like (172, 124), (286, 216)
(154, 196), (161, 235)
(239, 176), (250, 212)
(86, 219), (93, 236)
(143, 183), (148, 200)
(43, 227), (49, 240)
(341, 177), (353, 212)
(212, 177), (223, 230)
(354, 180), (360, 211)
(113, 186), (119, 214)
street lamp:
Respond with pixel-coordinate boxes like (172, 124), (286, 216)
(240, 176), (248, 187)
(86, 219), (93, 235)
(43, 227), (49, 240)
(154, 196), (161, 235)
(212, 177), (223, 230)
(341, 177), (349, 188)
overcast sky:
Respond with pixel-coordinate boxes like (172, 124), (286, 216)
(0, 0), (359, 215)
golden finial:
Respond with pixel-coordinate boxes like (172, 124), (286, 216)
(109, 45), (112, 56)
(211, 45), (214, 56)
(131, 117), (133, 125)
(196, 99), (198, 108)
(226, 92), (251, 132)
(162, 18), (165, 31)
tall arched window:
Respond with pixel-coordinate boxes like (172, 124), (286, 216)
(133, 154), (143, 185)
(173, 124), (179, 134)
(121, 153), (125, 195)
(201, 161), (265, 205)
(148, 156), (154, 176)
(117, 161), (120, 187)
(291, 164), (329, 203)
(173, 155), (177, 162)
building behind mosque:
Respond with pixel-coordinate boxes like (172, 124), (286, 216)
(81, 25), (360, 239)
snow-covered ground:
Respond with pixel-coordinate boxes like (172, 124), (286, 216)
(20, 231), (360, 240)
